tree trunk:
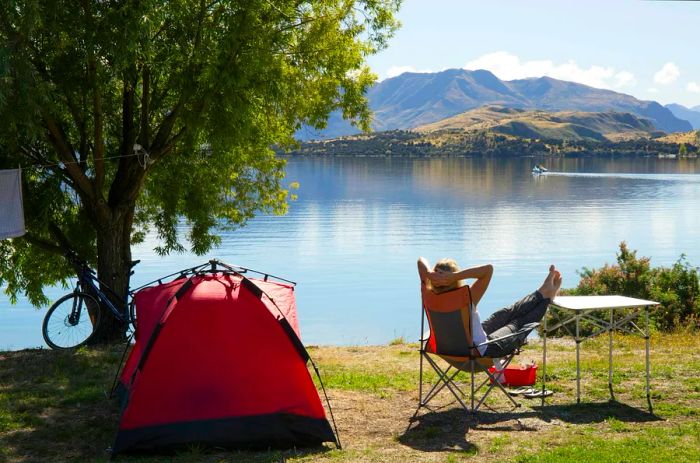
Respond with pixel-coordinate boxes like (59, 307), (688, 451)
(88, 206), (134, 344)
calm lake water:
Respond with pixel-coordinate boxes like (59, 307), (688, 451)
(2, 156), (699, 349)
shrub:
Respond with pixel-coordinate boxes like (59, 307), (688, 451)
(545, 242), (700, 336)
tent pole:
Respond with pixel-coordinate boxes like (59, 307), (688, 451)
(108, 333), (134, 399)
(311, 359), (342, 449)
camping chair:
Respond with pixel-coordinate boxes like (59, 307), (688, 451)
(414, 283), (539, 416)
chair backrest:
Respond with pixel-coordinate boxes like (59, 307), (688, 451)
(421, 283), (477, 357)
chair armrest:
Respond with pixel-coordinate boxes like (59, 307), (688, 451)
(476, 322), (539, 348)
(420, 330), (431, 342)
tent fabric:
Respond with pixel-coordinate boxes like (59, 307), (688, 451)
(113, 272), (335, 456)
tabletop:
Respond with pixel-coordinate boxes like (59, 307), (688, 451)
(551, 295), (659, 311)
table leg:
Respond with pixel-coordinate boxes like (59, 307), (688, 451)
(542, 309), (548, 407)
(609, 307), (615, 401)
(645, 307), (653, 413)
(576, 313), (580, 404)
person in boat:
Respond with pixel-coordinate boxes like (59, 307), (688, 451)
(417, 257), (562, 359)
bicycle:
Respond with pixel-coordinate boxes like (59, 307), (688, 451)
(42, 251), (140, 350)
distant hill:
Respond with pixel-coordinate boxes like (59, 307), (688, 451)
(665, 103), (700, 129)
(656, 129), (700, 145)
(301, 69), (692, 140)
(414, 106), (662, 142)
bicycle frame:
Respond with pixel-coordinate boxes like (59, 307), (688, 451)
(74, 265), (134, 326)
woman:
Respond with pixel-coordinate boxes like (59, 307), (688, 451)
(417, 257), (562, 358)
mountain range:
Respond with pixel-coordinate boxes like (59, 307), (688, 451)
(299, 69), (693, 140)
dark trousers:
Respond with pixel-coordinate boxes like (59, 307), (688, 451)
(481, 291), (550, 357)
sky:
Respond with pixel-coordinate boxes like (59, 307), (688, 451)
(365, 0), (700, 108)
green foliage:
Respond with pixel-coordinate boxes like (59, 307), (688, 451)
(0, 0), (401, 306)
(548, 242), (700, 336)
(679, 142), (688, 156)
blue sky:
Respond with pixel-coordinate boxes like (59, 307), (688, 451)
(366, 0), (700, 108)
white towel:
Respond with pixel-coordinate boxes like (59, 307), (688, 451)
(0, 168), (26, 239)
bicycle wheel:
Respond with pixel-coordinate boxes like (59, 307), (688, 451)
(42, 292), (102, 349)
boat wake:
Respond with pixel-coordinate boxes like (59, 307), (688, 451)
(541, 172), (700, 182)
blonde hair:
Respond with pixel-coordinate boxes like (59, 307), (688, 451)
(430, 258), (463, 293)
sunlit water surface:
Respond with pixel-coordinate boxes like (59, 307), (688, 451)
(2, 156), (699, 349)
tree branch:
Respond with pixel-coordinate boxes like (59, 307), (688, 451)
(19, 146), (73, 187)
(149, 100), (184, 157)
(22, 233), (64, 255)
(150, 125), (186, 162)
(138, 66), (151, 147)
(42, 112), (95, 203)
(90, 56), (105, 192)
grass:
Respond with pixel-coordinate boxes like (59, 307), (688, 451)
(0, 332), (699, 462)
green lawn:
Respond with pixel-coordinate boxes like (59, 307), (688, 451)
(0, 332), (698, 462)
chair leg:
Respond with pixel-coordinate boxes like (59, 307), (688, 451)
(473, 355), (521, 412)
(424, 366), (465, 404)
(470, 359), (475, 412)
(418, 347), (424, 407)
(423, 356), (468, 404)
(421, 356), (451, 404)
(417, 353), (471, 413)
(415, 353), (524, 418)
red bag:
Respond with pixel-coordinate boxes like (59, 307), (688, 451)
(488, 363), (537, 386)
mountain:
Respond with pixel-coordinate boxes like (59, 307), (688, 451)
(415, 106), (662, 142)
(300, 69), (692, 140)
(665, 103), (700, 129)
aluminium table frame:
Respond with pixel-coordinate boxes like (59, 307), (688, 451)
(540, 297), (658, 412)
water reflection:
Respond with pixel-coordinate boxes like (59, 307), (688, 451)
(1, 156), (699, 349)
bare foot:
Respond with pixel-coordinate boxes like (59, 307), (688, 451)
(538, 265), (562, 299)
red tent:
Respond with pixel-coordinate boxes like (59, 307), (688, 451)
(112, 263), (337, 456)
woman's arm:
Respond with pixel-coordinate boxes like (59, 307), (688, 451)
(417, 257), (432, 283)
(425, 263), (492, 287)
(418, 258), (493, 304)
(464, 264), (493, 305)
(424, 263), (493, 305)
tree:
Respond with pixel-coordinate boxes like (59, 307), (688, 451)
(0, 0), (400, 342)
(679, 142), (688, 157)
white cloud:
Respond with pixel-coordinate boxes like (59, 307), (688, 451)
(646, 87), (659, 93)
(614, 71), (637, 88)
(687, 82), (700, 93)
(462, 51), (636, 90)
(385, 65), (432, 79)
(653, 62), (680, 85)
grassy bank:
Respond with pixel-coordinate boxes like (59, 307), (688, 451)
(1, 332), (698, 462)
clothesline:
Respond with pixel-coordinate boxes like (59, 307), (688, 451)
(2, 150), (151, 240)
(15, 151), (148, 171)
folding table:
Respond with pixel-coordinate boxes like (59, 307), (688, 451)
(540, 295), (659, 411)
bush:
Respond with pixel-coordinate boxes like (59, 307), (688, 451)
(545, 242), (700, 336)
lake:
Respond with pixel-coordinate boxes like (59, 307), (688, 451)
(1, 156), (699, 349)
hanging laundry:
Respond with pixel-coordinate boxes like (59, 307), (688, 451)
(0, 168), (26, 239)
